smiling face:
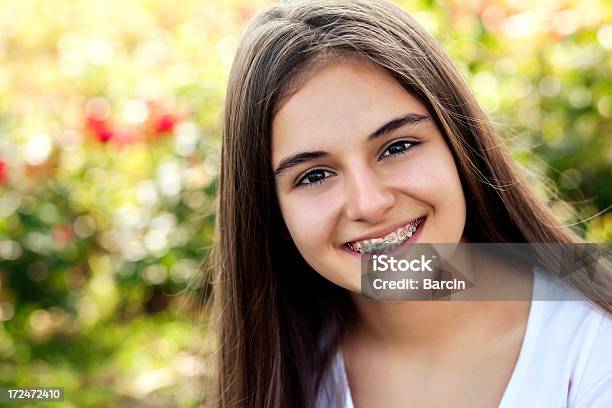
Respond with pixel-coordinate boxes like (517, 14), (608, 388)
(271, 57), (467, 293)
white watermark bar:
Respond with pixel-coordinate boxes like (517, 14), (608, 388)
(360, 243), (612, 301)
(0, 387), (64, 402)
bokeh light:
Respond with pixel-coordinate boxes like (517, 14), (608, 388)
(0, 0), (610, 407)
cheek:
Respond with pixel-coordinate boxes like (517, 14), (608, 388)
(410, 156), (463, 204)
(391, 146), (467, 239)
(278, 193), (340, 253)
(278, 193), (352, 288)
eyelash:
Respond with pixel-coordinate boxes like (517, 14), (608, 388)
(294, 140), (418, 189)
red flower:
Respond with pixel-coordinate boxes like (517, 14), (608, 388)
(154, 113), (178, 134)
(84, 96), (115, 143)
(0, 160), (7, 184)
(146, 100), (182, 136)
(87, 117), (114, 143)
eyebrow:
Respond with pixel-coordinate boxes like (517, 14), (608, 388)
(272, 112), (429, 177)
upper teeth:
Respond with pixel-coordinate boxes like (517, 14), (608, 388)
(346, 218), (422, 254)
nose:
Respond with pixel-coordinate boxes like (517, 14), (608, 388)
(343, 165), (395, 222)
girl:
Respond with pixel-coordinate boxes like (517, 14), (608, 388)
(210, 0), (612, 406)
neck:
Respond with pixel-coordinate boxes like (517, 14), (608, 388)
(347, 246), (533, 352)
(350, 298), (500, 349)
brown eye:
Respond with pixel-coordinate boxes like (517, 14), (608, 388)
(297, 169), (335, 188)
(379, 141), (415, 160)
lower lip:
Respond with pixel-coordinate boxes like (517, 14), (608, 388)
(341, 217), (427, 259)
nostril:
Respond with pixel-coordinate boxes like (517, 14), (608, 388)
(344, 192), (395, 222)
(344, 171), (394, 216)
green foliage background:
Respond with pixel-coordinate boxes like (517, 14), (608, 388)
(0, 0), (610, 406)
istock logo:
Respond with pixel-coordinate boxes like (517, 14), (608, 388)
(372, 254), (435, 272)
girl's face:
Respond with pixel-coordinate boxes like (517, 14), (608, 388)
(271, 58), (467, 293)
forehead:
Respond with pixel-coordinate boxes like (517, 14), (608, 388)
(271, 59), (429, 160)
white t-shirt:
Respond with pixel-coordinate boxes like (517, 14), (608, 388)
(318, 267), (612, 407)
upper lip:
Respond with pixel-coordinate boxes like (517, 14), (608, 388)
(343, 216), (424, 245)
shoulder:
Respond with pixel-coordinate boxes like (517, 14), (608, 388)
(570, 307), (612, 407)
(532, 267), (612, 407)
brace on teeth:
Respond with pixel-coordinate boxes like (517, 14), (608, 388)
(346, 218), (423, 255)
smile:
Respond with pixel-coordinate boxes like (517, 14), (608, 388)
(345, 217), (424, 255)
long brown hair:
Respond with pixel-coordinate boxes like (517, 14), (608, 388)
(208, 0), (612, 406)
